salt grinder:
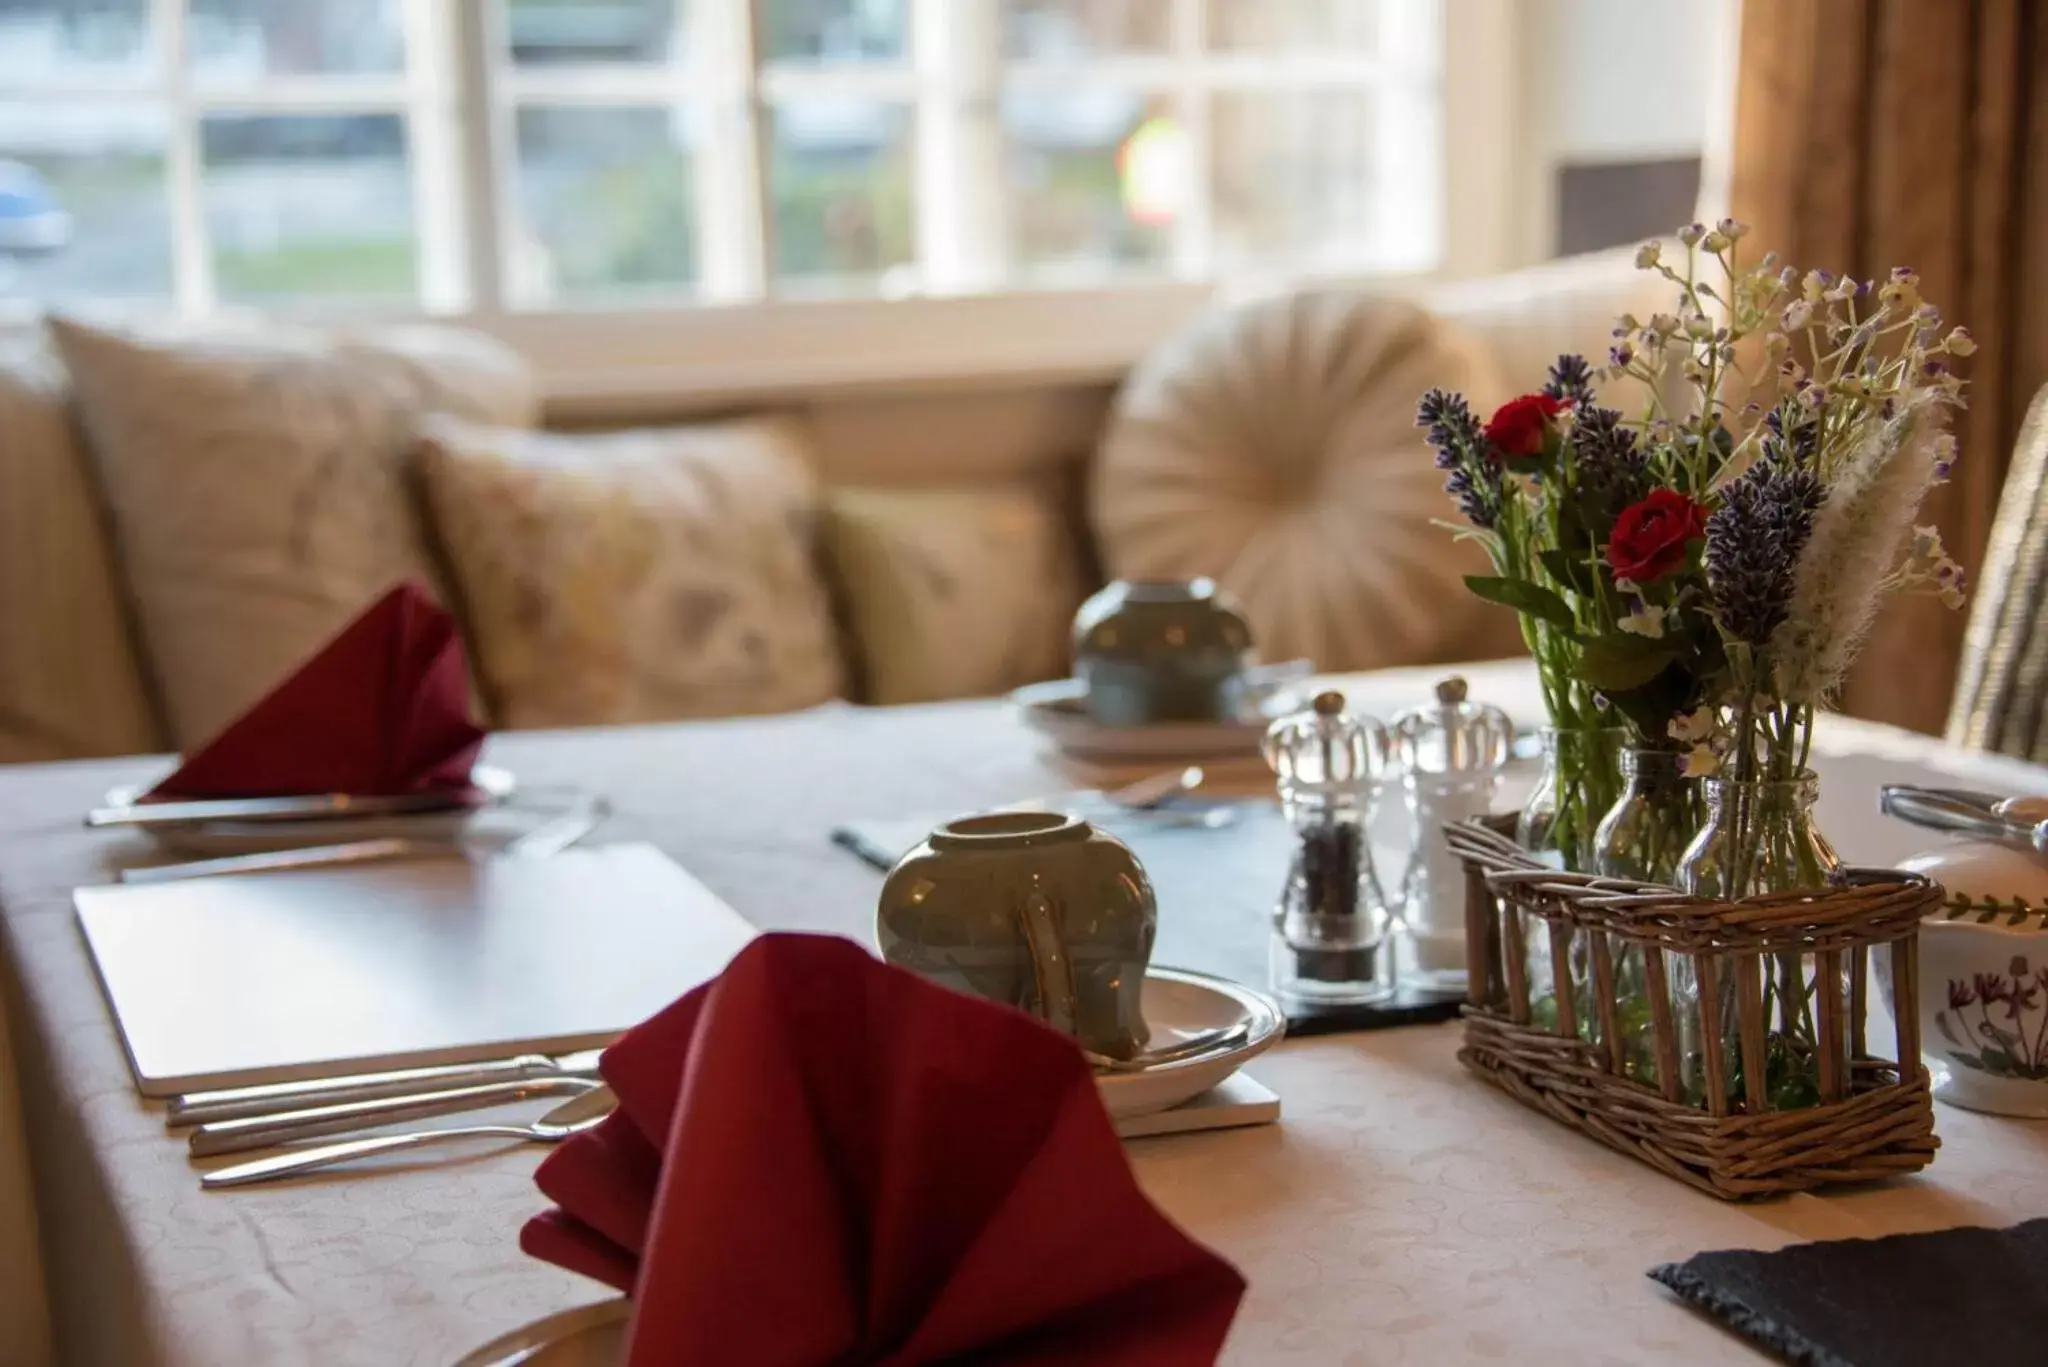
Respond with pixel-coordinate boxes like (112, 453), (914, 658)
(1389, 676), (1513, 989)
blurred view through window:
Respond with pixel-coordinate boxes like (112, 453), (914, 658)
(0, 0), (1440, 313)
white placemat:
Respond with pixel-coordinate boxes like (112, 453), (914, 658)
(77, 843), (756, 1096)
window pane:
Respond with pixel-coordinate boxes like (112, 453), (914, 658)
(767, 99), (912, 291)
(1001, 0), (1170, 59)
(1212, 91), (1374, 266)
(0, 100), (168, 303)
(758, 0), (907, 63)
(0, 0), (151, 86)
(203, 114), (416, 304)
(1206, 0), (1377, 51)
(1004, 89), (1173, 280)
(509, 106), (697, 303)
(189, 0), (404, 81)
(503, 0), (686, 66)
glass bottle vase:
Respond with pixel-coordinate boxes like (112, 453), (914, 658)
(1515, 726), (1627, 872)
(1572, 747), (1702, 1074)
(1671, 773), (1844, 1111)
(1515, 726), (1624, 1034)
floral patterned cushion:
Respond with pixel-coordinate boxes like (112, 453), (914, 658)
(49, 317), (538, 749)
(818, 484), (1086, 704)
(418, 417), (845, 728)
(0, 331), (164, 761)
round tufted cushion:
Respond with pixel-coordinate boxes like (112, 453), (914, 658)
(1092, 291), (1508, 671)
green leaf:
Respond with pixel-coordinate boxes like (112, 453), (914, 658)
(1579, 634), (1680, 693)
(1463, 575), (1575, 630)
(1538, 548), (1601, 599)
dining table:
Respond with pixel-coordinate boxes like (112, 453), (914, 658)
(4, 657), (2048, 1367)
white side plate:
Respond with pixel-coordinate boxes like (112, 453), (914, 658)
(1096, 967), (1285, 1120)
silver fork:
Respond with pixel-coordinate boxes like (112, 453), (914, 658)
(200, 1086), (615, 1190)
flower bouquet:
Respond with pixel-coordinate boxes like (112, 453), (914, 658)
(1422, 218), (1970, 885)
(1429, 222), (1966, 1191)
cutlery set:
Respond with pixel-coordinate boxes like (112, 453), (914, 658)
(88, 775), (624, 1186)
(168, 1050), (614, 1189)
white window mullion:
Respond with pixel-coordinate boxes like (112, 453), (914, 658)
(912, 0), (1004, 295)
(404, 0), (471, 313)
(1373, 0), (1441, 275)
(158, 0), (215, 317)
(692, 0), (766, 302)
(1438, 0), (1520, 277)
(1169, 0), (1211, 279)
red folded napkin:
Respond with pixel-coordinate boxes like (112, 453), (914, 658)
(523, 934), (1245, 1366)
(148, 582), (485, 800)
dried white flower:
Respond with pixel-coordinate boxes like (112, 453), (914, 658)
(1679, 744), (1721, 778)
(1717, 218), (1750, 240)
(1783, 300), (1814, 330)
(1946, 326), (1977, 356)
(1669, 706), (1717, 743)
(1620, 604), (1668, 639)
(1635, 242), (1662, 269)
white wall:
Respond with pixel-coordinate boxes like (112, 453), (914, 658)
(1509, 0), (1736, 263)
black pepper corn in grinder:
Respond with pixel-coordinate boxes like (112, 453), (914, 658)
(1262, 689), (1397, 1006)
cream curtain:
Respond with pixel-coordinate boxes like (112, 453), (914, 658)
(1729, 0), (2048, 733)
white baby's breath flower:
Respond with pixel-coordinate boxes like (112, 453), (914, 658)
(1716, 218), (1750, 240)
(1702, 230), (1731, 253)
(1677, 222), (1706, 247)
(1782, 300), (1814, 330)
(1635, 242), (1662, 269)
(1620, 604), (1668, 639)
(1946, 326), (1977, 356)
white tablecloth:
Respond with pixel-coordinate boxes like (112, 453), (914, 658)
(4, 661), (2048, 1366)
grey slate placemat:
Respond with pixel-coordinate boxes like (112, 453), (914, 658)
(1651, 1218), (2048, 1366)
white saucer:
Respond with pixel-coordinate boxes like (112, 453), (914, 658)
(103, 764), (518, 856)
(1011, 681), (1300, 763)
(456, 1298), (628, 1367)
(1096, 967), (1285, 1120)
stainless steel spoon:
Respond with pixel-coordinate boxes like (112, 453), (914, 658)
(199, 1086), (615, 1189)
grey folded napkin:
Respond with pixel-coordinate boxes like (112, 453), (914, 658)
(832, 801), (1465, 1036)
(1652, 1217), (2048, 1366)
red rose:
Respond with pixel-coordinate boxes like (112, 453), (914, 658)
(1483, 393), (1569, 461)
(1607, 489), (1707, 584)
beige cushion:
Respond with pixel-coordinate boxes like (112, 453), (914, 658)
(418, 417), (845, 728)
(819, 484), (1086, 705)
(49, 317), (538, 749)
(1092, 292), (1505, 671)
(0, 333), (164, 762)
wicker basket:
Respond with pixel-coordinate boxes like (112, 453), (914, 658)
(1447, 814), (1941, 1199)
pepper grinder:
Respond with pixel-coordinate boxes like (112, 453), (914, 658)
(1389, 676), (1513, 989)
(1262, 689), (1396, 1006)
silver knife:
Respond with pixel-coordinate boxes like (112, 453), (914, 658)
(187, 1075), (605, 1156)
(88, 789), (477, 830)
(166, 1049), (605, 1127)
(121, 838), (428, 885)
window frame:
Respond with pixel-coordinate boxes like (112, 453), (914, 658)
(5, 0), (1521, 411)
